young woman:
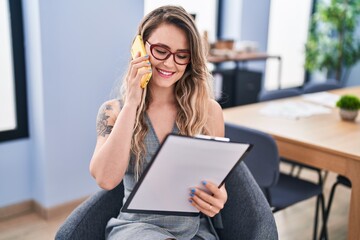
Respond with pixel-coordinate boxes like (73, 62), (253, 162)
(89, 5), (227, 239)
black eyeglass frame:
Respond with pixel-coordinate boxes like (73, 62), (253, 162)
(146, 41), (191, 65)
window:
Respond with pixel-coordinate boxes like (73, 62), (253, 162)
(0, 0), (28, 142)
(264, 0), (314, 89)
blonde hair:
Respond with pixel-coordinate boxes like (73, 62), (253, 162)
(121, 5), (214, 179)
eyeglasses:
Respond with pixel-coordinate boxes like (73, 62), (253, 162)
(146, 41), (191, 65)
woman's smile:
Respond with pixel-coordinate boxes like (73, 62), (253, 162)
(156, 68), (175, 78)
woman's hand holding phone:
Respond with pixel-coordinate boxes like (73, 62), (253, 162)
(130, 35), (152, 89)
(125, 54), (151, 108)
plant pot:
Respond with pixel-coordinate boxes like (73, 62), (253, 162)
(339, 109), (358, 121)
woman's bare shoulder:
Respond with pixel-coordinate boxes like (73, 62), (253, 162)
(96, 99), (122, 122)
(95, 99), (122, 137)
(208, 99), (222, 114)
(207, 99), (224, 136)
(98, 99), (122, 114)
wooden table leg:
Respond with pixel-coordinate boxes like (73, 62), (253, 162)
(347, 160), (360, 240)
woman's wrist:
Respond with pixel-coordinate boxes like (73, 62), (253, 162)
(122, 101), (139, 111)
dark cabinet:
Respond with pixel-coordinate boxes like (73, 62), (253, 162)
(213, 69), (262, 108)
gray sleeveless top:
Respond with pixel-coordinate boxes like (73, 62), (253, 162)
(105, 114), (219, 240)
(122, 113), (178, 204)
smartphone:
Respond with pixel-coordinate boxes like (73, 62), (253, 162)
(131, 35), (152, 88)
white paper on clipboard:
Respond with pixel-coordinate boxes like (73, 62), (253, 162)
(121, 134), (252, 216)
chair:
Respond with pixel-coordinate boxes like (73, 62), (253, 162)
(55, 163), (278, 239)
(56, 183), (125, 240)
(225, 122), (326, 240)
(302, 79), (342, 94)
(320, 175), (351, 239)
(258, 88), (302, 102)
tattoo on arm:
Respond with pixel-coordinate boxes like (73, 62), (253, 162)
(96, 104), (114, 137)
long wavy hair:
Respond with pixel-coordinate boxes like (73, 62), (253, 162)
(121, 5), (214, 179)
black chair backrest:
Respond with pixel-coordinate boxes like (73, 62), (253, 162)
(218, 161), (279, 239)
(258, 88), (302, 102)
(302, 79), (341, 94)
(224, 123), (279, 189)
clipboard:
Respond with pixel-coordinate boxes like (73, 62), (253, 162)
(121, 134), (252, 216)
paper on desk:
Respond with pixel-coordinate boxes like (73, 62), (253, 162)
(260, 101), (332, 119)
(302, 92), (340, 108)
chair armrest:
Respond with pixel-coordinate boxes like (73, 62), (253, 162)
(55, 183), (124, 240)
(217, 162), (278, 240)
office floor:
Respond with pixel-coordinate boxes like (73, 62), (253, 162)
(0, 165), (350, 240)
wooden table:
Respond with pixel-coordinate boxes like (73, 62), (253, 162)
(207, 52), (281, 63)
(223, 86), (360, 240)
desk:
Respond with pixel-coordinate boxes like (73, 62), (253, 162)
(207, 52), (281, 63)
(223, 87), (360, 240)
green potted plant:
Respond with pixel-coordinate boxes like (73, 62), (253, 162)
(336, 94), (360, 121)
(305, 0), (360, 83)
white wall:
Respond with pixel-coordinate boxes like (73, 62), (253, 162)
(0, 0), (143, 208)
(0, 140), (31, 206)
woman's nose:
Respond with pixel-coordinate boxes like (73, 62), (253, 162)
(163, 54), (176, 67)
